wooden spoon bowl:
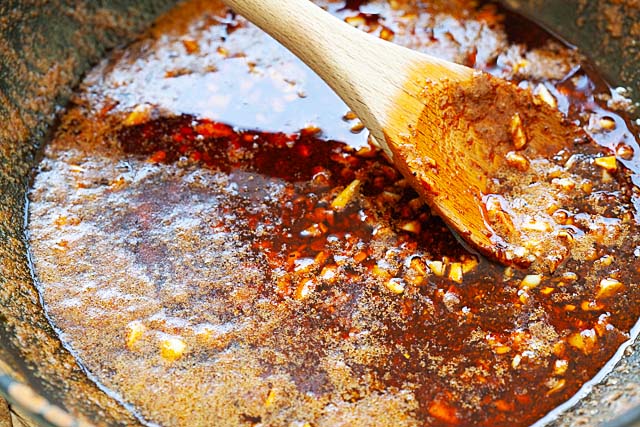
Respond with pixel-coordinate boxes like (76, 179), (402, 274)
(221, 0), (621, 270)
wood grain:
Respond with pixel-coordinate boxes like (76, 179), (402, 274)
(221, 0), (472, 158)
(220, 0), (588, 268)
(0, 398), (12, 427)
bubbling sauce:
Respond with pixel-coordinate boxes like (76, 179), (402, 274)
(28, 1), (640, 426)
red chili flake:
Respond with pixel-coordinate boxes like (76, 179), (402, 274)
(340, 168), (356, 182)
(149, 150), (167, 163)
(180, 126), (194, 138)
(98, 99), (118, 118)
(270, 133), (291, 148)
(428, 398), (459, 424)
(142, 125), (154, 139)
(195, 122), (234, 138)
(200, 151), (212, 165)
(354, 250), (368, 263)
(466, 48), (477, 67)
(296, 142), (312, 157)
(182, 39), (200, 54)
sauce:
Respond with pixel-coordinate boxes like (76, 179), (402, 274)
(28, 1), (640, 426)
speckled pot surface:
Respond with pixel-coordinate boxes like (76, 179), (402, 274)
(0, 1), (638, 426)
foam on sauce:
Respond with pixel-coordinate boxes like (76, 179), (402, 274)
(28, 1), (640, 426)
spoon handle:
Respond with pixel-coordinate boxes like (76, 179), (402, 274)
(221, 0), (389, 98)
(221, 0), (456, 150)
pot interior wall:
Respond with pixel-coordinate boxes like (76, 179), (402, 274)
(0, 1), (638, 426)
(504, 0), (640, 99)
(0, 1), (177, 425)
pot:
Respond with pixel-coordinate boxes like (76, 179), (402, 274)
(0, 1), (638, 426)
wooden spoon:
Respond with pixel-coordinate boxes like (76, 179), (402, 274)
(221, 0), (598, 269)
